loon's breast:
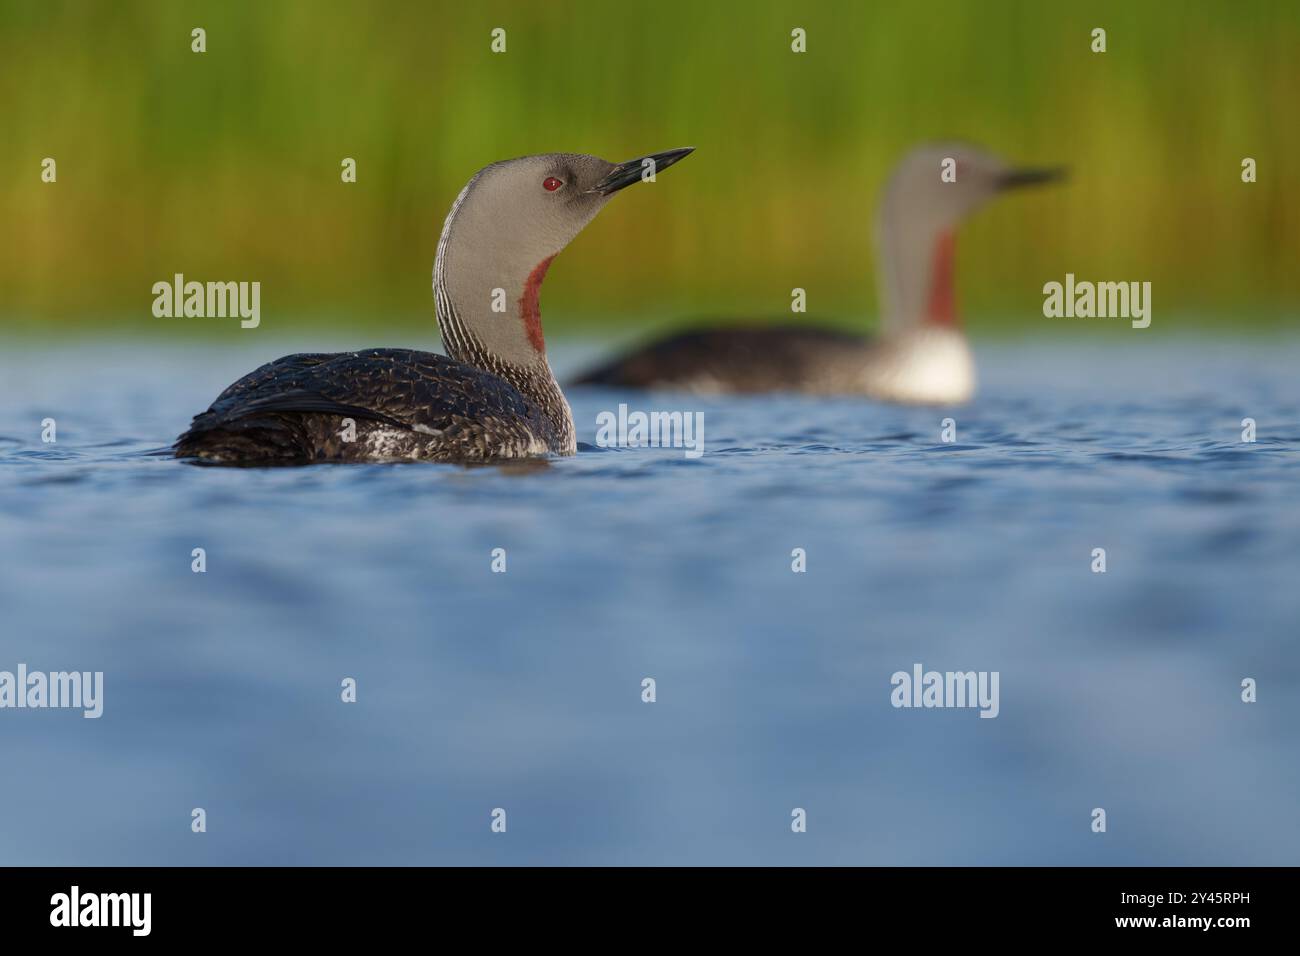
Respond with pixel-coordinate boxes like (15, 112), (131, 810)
(858, 328), (975, 405)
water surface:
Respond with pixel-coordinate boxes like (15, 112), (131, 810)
(0, 336), (1297, 865)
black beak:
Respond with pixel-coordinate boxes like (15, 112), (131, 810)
(998, 166), (1068, 190)
(590, 147), (695, 195)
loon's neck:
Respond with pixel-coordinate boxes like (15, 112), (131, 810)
(432, 181), (574, 452)
(433, 287), (574, 451)
(876, 217), (962, 336)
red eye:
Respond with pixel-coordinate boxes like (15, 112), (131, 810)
(543, 177), (563, 192)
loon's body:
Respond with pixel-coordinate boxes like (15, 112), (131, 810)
(175, 148), (693, 464)
(575, 324), (974, 404)
(574, 144), (1061, 404)
(175, 349), (562, 463)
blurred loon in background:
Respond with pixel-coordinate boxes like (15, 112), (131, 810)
(573, 144), (1064, 404)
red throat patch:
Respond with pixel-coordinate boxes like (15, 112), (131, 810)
(927, 231), (958, 327)
(519, 255), (556, 353)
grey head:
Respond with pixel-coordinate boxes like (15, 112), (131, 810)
(434, 148), (694, 372)
(874, 143), (1065, 333)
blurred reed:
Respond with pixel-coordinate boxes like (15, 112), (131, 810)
(0, 0), (1296, 335)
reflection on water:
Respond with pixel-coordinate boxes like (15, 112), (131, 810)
(0, 336), (1297, 865)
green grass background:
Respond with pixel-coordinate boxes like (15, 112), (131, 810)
(1, 0), (1296, 337)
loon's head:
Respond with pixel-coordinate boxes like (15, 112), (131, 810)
(880, 144), (1065, 231)
(434, 149), (694, 368)
(875, 143), (1064, 333)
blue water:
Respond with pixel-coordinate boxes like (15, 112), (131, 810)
(1, 335), (1297, 865)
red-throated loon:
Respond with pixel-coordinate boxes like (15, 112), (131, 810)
(572, 144), (1063, 404)
(174, 148), (693, 463)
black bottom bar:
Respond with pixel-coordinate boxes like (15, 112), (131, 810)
(0, 866), (1281, 941)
